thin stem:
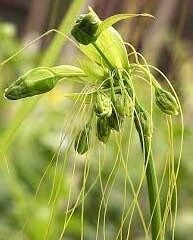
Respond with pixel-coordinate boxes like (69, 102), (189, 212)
(132, 91), (162, 239)
(92, 42), (114, 71)
(122, 73), (162, 239)
(143, 137), (162, 240)
(87, 109), (95, 128)
(109, 71), (116, 103)
(124, 72), (162, 239)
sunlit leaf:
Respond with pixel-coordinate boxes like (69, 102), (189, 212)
(96, 13), (154, 36)
(79, 59), (108, 83)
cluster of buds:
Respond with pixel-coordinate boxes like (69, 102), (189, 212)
(4, 8), (180, 157)
(95, 92), (132, 141)
(74, 81), (180, 155)
(74, 90), (133, 154)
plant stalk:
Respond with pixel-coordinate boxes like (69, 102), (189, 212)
(134, 107), (162, 240)
(92, 42), (114, 71)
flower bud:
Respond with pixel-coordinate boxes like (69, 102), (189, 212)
(108, 109), (123, 131)
(134, 107), (153, 138)
(4, 67), (61, 100)
(74, 126), (90, 155)
(115, 94), (132, 118)
(155, 87), (179, 115)
(71, 11), (100, 45)
(95, 92), (112, 118)
(97, 117), (111, 143)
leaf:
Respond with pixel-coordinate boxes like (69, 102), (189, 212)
(79, 59), (108, 83)
(96, 13), (154, 36)
(80, 27), (129, 70)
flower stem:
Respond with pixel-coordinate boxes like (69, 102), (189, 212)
(109, 71), (116, 103)
(134, 108), (162, 240)
(145, 147), (162, 240)
(145, 149), (162, 239)
(92, 42), (114, 70)
(123, 72), (162, 239)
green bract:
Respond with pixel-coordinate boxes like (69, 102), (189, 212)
(155, 87), (179, 115)
(97, 117), (111, 143)
(79, 59), (108, 83)
(94, 92), (112, 118)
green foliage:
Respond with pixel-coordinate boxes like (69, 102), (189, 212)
(96, 12), (154, 36)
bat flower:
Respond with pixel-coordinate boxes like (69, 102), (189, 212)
(4, 7), (182, 239)
(4, 7), (178, 153)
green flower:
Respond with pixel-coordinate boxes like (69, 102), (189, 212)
(95, 92), (112, 118)
(97, 117), (111, 143)
(108, 109), (123, 131)
(4, 65), (85, 100)
(155, 87), (179, 115)
(71, 11), (100, 45)
(4, 67), (60, 100)
(134, 106), (153, 138)
(115, 94), (132, 117)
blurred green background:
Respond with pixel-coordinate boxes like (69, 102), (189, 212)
(0, 0), (192, 239)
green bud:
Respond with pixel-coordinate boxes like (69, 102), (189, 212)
(97, 117), (111, 143)
(95, 92), (112, 118)
(115, 94), (132, 118)
(134, 107), (153, 138)
(71, 11), (100, 45)
(74, 125), (90, 155)
(4, 67), (61, 100)
(108, 109), (123, 131)
(155, 87), (179, 115)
